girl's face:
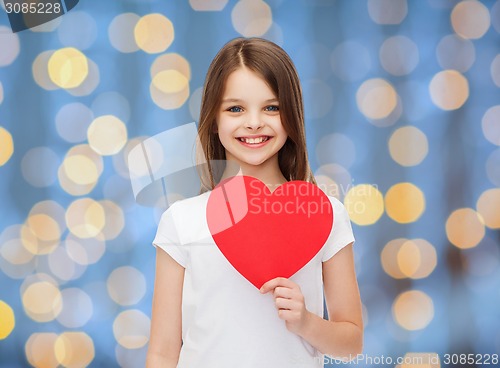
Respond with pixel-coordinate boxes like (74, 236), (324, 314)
(216, 67), (288, 170)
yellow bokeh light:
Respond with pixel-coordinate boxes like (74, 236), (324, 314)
(356, 78), (398, 120)
(150, 79), (190, 110)
(481, 105), (500, 146)
(113, 310), (151, 349)
(476, 188), (500, 229)
(134, 13), (174, 54)
(397, 240), (421, 278)
(451, 0), (490, 40)
(429, 69), (469, 110)
(190, 0), (228, 11)
(66, 58), (100, 97)
(66, 198), (105, 239)
(87, 115), (128, 156)
(446, 208), (485, 249)
(109, 13), (141, 53)
(54, 332), (95, 367)
(99, 200), (125, 240)
(0, 126), (14, 166)
(25, 333), (59, 368)
(344, 184), (384, 225)
(22, 281), (63, 322)
(389, 126), (428, 167)
(151, 53), (191, 81)
(0, 300), (15, 339)
(65, 233), (106, 266)
(59, 144), (103, 196)
(392, 290), (434, 331)
(231, 0), (272, 37)
(27, 213), (60, 242)
(63, 155), (99, 185)
(48, 47), (89, 89)
(21, 224), (59, 256)
(385, 183), (425, 223)
(152, 69), (189, 94)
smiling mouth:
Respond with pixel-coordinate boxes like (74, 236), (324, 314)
(236, 136), (271, 144)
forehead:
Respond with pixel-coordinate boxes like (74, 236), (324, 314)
(222, 67), (276, 100)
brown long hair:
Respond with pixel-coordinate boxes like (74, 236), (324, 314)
(197, 37), (316, 193)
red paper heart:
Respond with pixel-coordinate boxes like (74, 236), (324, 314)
(206, 175), (334, 289)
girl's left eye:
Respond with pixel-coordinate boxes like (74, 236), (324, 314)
(227, 106), (243, 113)
(265, 105), (279, 112)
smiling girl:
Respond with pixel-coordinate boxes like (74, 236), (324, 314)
(146, 37), (363, 368)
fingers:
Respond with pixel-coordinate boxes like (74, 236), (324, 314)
(260, 277), (298, 294)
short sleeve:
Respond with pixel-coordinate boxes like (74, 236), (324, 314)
(321, 197), (356, 262)
(152, 202), (188, 268)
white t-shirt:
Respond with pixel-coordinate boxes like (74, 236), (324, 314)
(152, 190), (355, 368)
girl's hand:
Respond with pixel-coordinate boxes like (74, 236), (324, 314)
(260, 277), (312, 336)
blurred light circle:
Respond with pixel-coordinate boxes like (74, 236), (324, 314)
(429, 70), (469, 110)
(446, 208), (485, 249)
(356, 78), (398, 120)
(113, 310), (151, 349)
(21, 146), (60, 187)
(189, 87), (203, 121)
(150, 79), (190, 110)
(303, 79), (333, 119)
(30, 200), (66, 234)
(107, 266), (147, 306)
(379, 36), (419, 76)
(99, 200), (125, 240)
(153, 70), (189, 94)
(48, 47), (89, 89)
(486, 148), (500, 186)
(20, 223), (58, 256)
(367, 95), (402, 128)
(115, 344), (149, 368)
(48, 245), (86, 282)
(54, 332), (95, 368)
(0, 126), (14, 166)
(476, 188), (500, 229)
(385, 182), (425, 223)
(0, 300), (15, 339)
(397, 240), (420, 278)
(65, 233), (106, 266)
(481, 105), (500, 146)
(58, 144), (103, 196)
(331, 41), (371, 82)
(0, 236), (34, 266)
(32, 50), (59, 91)
(368, 0), (407, 25)
(381, 238), (407, 279)
(109, 13), (141, 53)
(262, 22), (284, 46)
(65, 198), (105, 239)
(66, 58), (100, 97)
(399, 239), (437, 279)
(0, 26), (20, 66)
(27, 213), (60, 243)
(151, 53), (191, 80)
(134, 14), (174, 54)
(91, 91), (131, 124)
(492, 0), (500, 34)
(388, 126), (428, 166)
(492, 54), (500, 88)
(25, 333), (59, 368)
(315, 133), (356, 168)
(56, 103), (94, 143)
(392, 290), (434, 330)
(190, 0), (228, 11)
(127, 136), (164, 179)
(231, 0), (272, 37)
(87, 115), (128, 156)
(344, 184), (384, 226)
(22, 281), (62, 322)
(56, 288), (93, 328)
(112, 136), (147, 179)
(451, 0), (490, 40)
(58, 11), (97, 50)
(437, 34), (475, 72)
(63, 155), (99, 185)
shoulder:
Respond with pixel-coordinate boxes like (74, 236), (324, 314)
(326, 195), (348, 215)
(167, 191), (211, 218)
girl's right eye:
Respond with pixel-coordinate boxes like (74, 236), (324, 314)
(227, 106), (243, 113)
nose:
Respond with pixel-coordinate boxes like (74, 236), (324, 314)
(244, 111), (263, 131)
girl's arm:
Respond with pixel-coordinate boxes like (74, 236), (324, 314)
(146, 247), (185, 368)
(300, 242), (363, 360)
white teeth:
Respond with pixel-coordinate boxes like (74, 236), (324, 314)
(241, 136), (268, 144)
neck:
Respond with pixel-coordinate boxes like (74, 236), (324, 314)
(220, 156), (287, 192)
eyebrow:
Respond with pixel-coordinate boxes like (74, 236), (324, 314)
(221, 98), (279, 103)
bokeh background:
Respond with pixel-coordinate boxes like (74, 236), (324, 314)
(1, 0), (500, 367)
